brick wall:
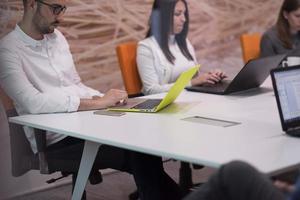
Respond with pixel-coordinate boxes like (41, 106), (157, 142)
(0, 0), (282, 92)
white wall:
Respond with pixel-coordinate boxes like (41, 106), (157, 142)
(0, 102), (71, 199)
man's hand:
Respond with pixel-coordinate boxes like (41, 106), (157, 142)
(78, 89), (128, 111)
(101, 89), (128, 107)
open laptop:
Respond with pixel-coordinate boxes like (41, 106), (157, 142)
(108, 65), (199, 113)
(185, 54), (286, 95)
(271, 65), (300, 137)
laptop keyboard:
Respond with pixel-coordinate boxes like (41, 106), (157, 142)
(132, 99), (162, 110)
(197, 82), (230, 92)
(203, 82), (229, 89)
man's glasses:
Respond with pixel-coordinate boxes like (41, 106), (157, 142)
(35, 0), (67, 16)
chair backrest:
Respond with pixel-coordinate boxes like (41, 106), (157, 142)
(240, 33), (262, 63)
(0, 87), (39, 177)
(116, 42), (143, 97)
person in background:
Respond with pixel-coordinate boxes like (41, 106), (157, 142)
(137, 0), (227, 95)
(184, 161), (300, 200)
(260, 0), (300, 57)
(0, 0), (182, 199)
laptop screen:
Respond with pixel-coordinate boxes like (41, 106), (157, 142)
(271, 66), (300, 130)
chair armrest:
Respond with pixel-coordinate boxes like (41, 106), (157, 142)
(34, 129), (49, 174)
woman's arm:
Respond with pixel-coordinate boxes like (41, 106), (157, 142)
(137, 42), (173, 95)
(260, 33), (277, 58)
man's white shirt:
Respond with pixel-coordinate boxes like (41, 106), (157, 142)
(0, 25), (102, 153)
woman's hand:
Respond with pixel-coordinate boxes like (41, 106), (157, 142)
(274, 180), (295, 194)
(191, 69), (227, 86)
(211, 69), (227, 80)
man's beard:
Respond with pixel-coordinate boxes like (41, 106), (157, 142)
(33, 10), (59, 35)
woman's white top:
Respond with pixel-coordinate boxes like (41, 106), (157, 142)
(137, 35), (198, 95)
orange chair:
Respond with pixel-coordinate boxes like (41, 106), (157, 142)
(116, 42), (143, 98)
(240, 33), (262, 63)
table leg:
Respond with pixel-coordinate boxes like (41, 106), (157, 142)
(179, 162), (193, 195)
(71, 140), (101, 200)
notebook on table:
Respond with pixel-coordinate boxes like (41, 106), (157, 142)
(271, 65), (300, 137)
(186, 54), (286, 95)
(108, 65), (200, 113)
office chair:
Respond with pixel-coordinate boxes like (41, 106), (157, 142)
(240, 33), (261, 63)
(0, 87), (103, 200)
(116, 41), (143, 98)
(116, 41), (202, 197)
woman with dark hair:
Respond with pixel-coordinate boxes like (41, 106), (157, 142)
(260, 0), (300, 57)
(137, 0), (226, 95)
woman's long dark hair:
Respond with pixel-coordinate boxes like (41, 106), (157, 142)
(146, 0), (194, 64)
(276, 0), (300, 49)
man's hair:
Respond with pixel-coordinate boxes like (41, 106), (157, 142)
(23, 0), (27, 6)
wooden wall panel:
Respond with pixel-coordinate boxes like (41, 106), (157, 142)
(0, 0), (282, 91)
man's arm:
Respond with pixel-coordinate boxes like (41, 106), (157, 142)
(0, 50), (127, 113)
(0, 47), (78, 114)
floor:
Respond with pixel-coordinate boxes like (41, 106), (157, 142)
(10, 161), (216, 200)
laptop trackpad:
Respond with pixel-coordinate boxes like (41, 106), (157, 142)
(112, 98), (145, 109)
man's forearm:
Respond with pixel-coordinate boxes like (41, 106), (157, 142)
(78, 98), (109, 111)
